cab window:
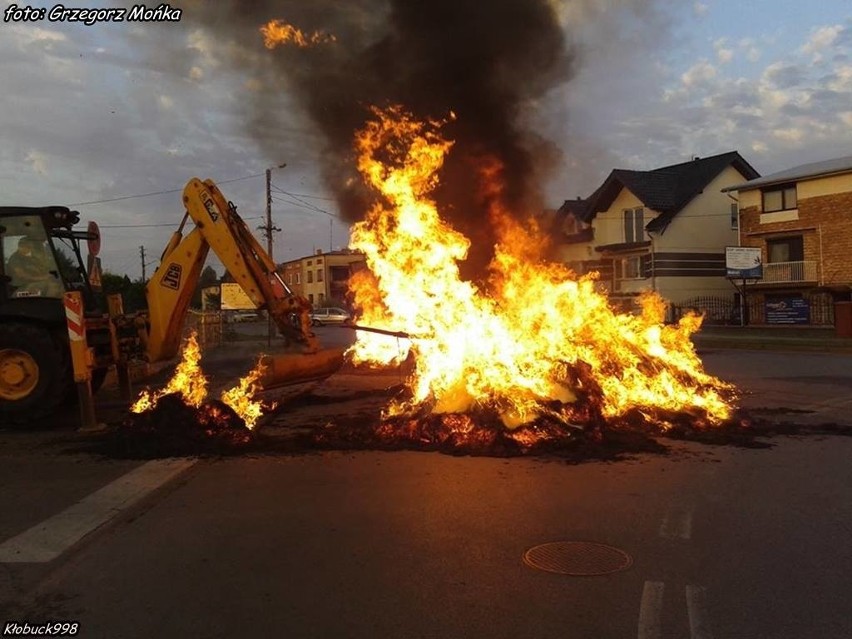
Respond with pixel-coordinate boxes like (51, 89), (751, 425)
(1, 215), (65, 299)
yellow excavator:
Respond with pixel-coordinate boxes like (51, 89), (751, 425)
(0, 178), (344, 426)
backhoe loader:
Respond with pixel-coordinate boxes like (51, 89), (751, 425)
(0, 179), (344, 425)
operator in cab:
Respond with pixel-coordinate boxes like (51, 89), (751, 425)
(6, 237), (60, 296)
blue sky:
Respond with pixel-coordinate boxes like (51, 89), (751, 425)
(0, 0), (850, 278)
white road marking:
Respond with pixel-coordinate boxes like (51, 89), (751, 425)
(686, 584), (714, 639)
(659, 505), (694, 540)
(638, 580), (665, 639)
(0, 458), (196, 563)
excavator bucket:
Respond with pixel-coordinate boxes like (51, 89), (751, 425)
(259, 348), (346, 390)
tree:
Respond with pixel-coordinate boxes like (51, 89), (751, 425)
(192, 265), (219, 309)
(101, 272), (147, 312)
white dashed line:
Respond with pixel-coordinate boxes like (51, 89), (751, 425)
(686, 584), (714, 639)
(0, 458), (196, 563)
(638, 580), (665, 639)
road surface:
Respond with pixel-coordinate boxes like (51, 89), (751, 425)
(1, 347), (850, 638)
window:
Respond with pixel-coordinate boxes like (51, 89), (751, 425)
(287, 274), (292, 285)
(318, 293), (324, 303)
(307, 270), (313, 283)
(767, 236), (804, 263)
(762, 185), (797, 212)
(307, 260), (313, 266)
(623, 208), (645, 243)
(620, 256), (643, 279)
(730, 202), (739, 230)
(317, 268), (323, 282)
(295, 273), (301, 285)
(330, 265), (350, 282)
(308, 293), (314, 303)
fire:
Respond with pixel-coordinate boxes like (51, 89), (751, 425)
(347, 105), (734, 430)
(260, 19), (336, 49)
(220, 360), (276, 430)
(131, 333), (273, 430)
(131, 331), (207, 412)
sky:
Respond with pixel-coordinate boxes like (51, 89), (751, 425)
(1, 0), (850, 279)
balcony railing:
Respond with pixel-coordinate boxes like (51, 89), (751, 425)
(762, 261), (817, 283)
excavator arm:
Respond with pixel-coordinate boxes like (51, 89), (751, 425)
(142, 179), (342, 387)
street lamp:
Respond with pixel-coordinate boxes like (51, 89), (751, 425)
(264, 163), (286, 346)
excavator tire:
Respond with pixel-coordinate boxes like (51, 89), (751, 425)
(0, 322), (72, 426)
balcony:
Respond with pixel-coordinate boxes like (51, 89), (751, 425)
(762, 261), (817, 284)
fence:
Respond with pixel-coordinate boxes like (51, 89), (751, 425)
(186, 310), (223, 349)
(668, 292), (835, 326)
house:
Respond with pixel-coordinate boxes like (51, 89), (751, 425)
(723, 155), (852, 325)
(279, 249), (366, 307)
(556, 151), (759, 314)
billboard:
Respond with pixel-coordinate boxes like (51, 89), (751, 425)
(766, 297), (810, 325)
(220, 283), (257, 310)
(725, 246), (763, 279)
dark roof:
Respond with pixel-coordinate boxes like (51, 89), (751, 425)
(722, 154), (852, 192)
(582, 151), (759, 233)
(557, 198), (589, 217)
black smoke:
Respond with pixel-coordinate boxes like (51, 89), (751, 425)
(184, 0), (574, 276)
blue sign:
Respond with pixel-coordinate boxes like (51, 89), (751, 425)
(765, 297), (810, 325)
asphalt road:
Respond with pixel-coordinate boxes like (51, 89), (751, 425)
(1, 347), (851, 638)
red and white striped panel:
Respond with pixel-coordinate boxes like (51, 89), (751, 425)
(64, 293), (85, 342)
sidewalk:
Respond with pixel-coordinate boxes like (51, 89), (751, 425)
(692, 325), (852, 353)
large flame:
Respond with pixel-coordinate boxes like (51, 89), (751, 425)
(131, 333), (273, 430)
(348, 105), (733, 429)
(260, 19), (336, 49)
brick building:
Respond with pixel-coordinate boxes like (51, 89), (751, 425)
(279, 249), (366, 307)
(724, 155), (852, 325)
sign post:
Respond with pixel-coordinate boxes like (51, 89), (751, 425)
(725, 246), (763, 326)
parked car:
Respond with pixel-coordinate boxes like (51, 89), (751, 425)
(309, 307), (351, 326)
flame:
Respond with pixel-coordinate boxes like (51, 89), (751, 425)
(131, 331), (207, 413)
(347, 105), (734, 430)
(131, 334), (274, 430)
(260, 19), (336, 49)
(220, 360), (276, 430)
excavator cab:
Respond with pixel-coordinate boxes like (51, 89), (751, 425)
(0, 207), (104, 423)
(0, 208), (82, 299)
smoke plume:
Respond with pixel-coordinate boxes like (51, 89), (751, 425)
(183, 0), (574, 275)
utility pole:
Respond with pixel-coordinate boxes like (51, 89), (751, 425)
(265, 169), (273, 260)
(139, 246), (147, 281)
(262, 163), (286, 346)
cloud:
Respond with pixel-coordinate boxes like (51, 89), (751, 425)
(714, 38), (734, 64)
(25, 150), (48, 175)
(801, 24), (843, 60)
(693, 1), (708, 16)
(681, 60), (717, 86)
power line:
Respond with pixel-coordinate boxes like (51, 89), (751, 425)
(270, 182), (334, 215)
(99, 216), (262, 229)
(281, 191), (336, 202)
(67, 173), (267, 206)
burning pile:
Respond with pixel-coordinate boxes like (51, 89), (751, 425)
(317, 106), (738, 452)
(115, 332), (275, 457)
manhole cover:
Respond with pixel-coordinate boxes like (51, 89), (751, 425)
(523, 541), (632, 576)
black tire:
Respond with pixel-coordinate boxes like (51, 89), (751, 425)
(311, 319), (322, 327)
(0, 322), (72, 425)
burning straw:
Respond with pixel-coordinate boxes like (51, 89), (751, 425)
(113, 332), (276, 457)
